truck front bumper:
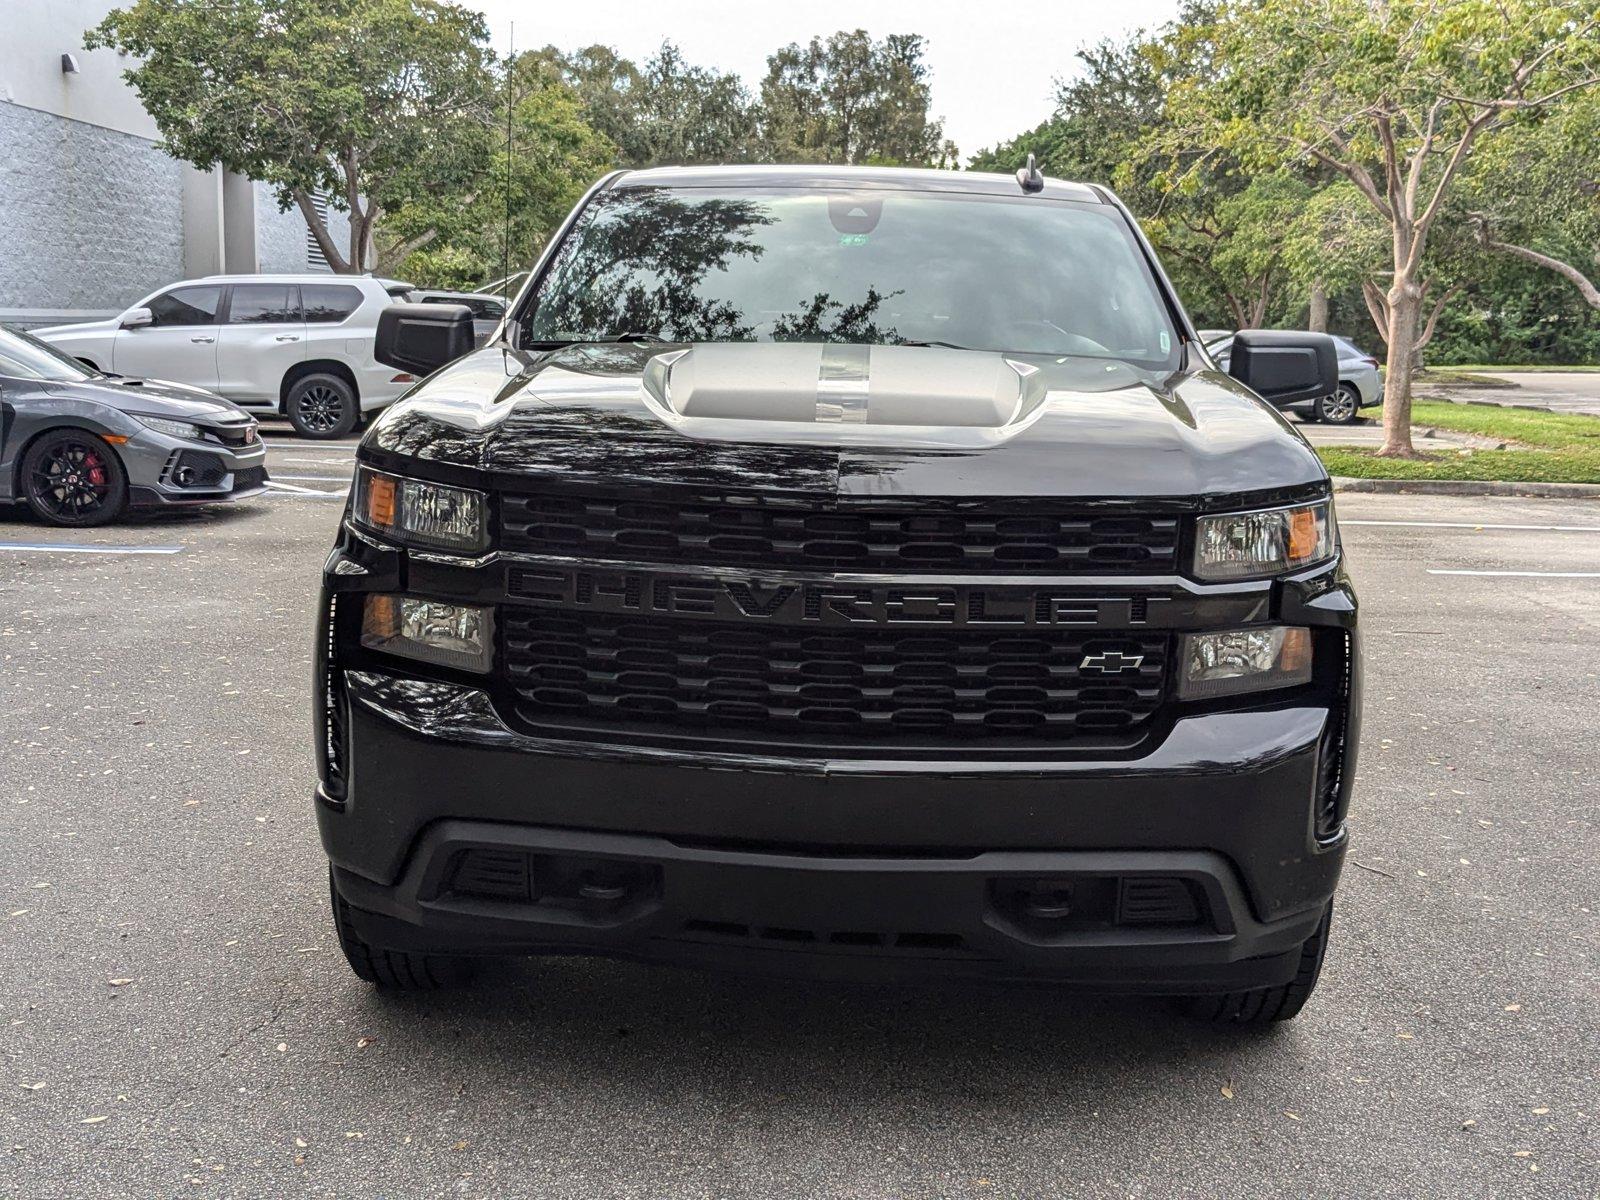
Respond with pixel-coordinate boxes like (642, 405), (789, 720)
(319, 669), (1350, 992)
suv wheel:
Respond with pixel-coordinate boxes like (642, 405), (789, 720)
(1183, 903), (1332, 1025)
(1314, 385), (1362, 425)
(329, 868), (474, 989)
(286, 373), (359, 439)
(20, 429), (129, 527)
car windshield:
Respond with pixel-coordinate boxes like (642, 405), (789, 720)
(519, 187), (1182, 370)
(0, 326), (97, 382)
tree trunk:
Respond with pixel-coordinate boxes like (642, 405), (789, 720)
(1378, 279), (1424, 457)
(1308, 279), (1328, 332)
(294, 189), (350, 274)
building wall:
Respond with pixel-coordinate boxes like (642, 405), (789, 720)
(255, 182), (351, 275)
(0, 99), (185, 314)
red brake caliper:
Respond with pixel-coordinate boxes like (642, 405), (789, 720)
(85, 451), (106, 488)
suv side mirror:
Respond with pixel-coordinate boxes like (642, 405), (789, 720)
(120, 307), (153, 330)
(374, 303), (474, 376)
(1226, 330), (1339, 406)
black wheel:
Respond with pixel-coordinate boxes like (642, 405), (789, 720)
(1183, 904), (1332, 1025)
(286, 373), (359, 439)
(20, 429), (129, 527)
(1314, 385), (1362, 425)
(329, 868), (473, 989)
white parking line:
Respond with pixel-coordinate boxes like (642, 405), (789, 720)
(0, 542), (184, 555)
(272, 474), (353, 483)
(1344, 520), (1600, 533)
(1426, 569), (1600, 578)
(264, 481), (346, 498)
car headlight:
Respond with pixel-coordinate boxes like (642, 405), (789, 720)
(361, 595), (493, 673)
(355, 467), (487, 553)
(1193, 500), (1336, 580)
(135, 415), (203, 441)
(1178, 626), (1312, 699)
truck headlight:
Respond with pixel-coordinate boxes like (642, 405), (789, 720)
(135, 415), (203, 441)
(1194, 500), (1336, 580)
(355, 467), (487, 553)
(361, 595), (493, 673)
(1178, 626), (1312, 699)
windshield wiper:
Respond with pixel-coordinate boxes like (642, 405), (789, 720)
(896, 338), (976, 351)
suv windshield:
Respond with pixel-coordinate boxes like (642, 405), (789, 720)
(520, 187), (1181, 370)
(0, 326), (97, 382)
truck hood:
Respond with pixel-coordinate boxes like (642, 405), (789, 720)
(363, 342), (1327, 502)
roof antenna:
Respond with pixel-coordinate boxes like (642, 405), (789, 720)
(501, 22), (514, 303)
(1016, 152), (1044, 194)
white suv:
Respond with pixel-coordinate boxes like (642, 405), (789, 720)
(35, 275), (418, 438)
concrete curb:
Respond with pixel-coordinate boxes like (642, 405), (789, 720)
(1332, 476), (1600, 498)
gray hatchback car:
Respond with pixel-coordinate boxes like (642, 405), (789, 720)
(0, 325), (269, 526)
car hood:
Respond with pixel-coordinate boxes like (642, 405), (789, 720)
(362, 342), (1327, 502)
(32, 318), (120, 338)
(40, 375), (250, 421)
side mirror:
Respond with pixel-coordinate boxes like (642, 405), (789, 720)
(1226, 330), (1339, 406)
(374, 303), (474, 376)
(120, 307), (153, 330)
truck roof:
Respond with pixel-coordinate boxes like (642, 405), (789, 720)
(610, 163), (1104, 204)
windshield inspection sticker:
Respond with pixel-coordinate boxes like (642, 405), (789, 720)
(1160, 331), (1171, 354)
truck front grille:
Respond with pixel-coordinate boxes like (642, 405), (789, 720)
(500, 492), (1181, 575)
(502, 609), (1169, 746)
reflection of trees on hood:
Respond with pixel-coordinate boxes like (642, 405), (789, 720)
(535, 191), (772, 341)
(770, 287), (903, 344)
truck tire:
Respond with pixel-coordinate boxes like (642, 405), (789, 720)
(329, 868), (473, 989)
(1184, 903), (1331, 1025)
(286, 373), (359, 439)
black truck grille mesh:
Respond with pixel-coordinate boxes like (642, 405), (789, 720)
(500, 493), (1181, 574)
(503, 610), (1169, 744)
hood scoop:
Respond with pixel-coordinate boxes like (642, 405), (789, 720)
(642, 343), (1043, 443)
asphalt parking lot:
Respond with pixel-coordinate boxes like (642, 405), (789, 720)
(2, 430), (1596, 1199)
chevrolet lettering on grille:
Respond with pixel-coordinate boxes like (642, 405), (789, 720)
(507, 566), (1166, 628)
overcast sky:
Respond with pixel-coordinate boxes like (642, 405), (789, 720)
(469, 0), (1183, 157)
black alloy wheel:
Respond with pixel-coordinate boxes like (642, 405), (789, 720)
(20, 430), (129, 527)
(287, 373), (359, 439)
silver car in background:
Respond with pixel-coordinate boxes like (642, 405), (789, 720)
(1202, 331), (1383, 424)
(0, 326), (268, 526)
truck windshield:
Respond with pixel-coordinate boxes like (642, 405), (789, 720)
(519, 187), (1182, 370)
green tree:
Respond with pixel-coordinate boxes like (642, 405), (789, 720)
(380, 53), (615, 288)
(546, 41), (758, 167)
(759, 31), (956, 165)
(1466, 90), (1600, 312)
(1165, 0), (1600, 456)
(89, 0), (495, 274)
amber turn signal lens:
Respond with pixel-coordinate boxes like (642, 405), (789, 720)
(361, 594), (399, 641)
(364, 473), (398, 529)
(1287, 507), (1319, 561)
(1279, 626), (1313, 673)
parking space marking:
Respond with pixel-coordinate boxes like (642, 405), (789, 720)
(0, 542), (185, 555)
(1344, 519), (1600, 533)
(264, 481), (346, 497)
(272, 474), (353, 483)
(1426, 569), (1600, 578)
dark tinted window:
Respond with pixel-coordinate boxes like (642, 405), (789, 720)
(522, 188), (1181, 369)
(301, 284), (364, 324)
(228, 284), (298, 324)
(422, 295), (503, 319)
(147, 285), (222, 327)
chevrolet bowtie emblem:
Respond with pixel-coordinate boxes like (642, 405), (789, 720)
(1078, 651), (1145, 674)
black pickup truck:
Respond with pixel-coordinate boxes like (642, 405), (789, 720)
(314, 164), (1360, 1025)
